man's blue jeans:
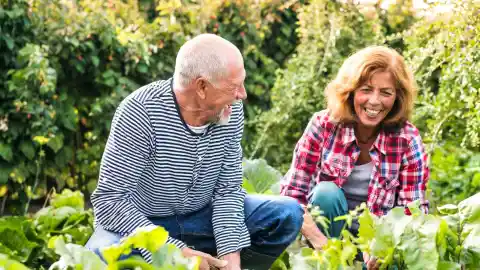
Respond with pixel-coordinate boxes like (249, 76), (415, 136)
(85, 195), (303, 270)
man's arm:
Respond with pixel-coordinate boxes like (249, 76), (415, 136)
(91, 97), (186, 255)
(212, 103), (249, 265)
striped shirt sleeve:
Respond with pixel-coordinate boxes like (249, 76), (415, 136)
(212, 103), (250, 257)
(91, 97), (186, 253)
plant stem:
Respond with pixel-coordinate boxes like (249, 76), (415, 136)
(24, 150), (43, 215)
(0, 192), (7, 215)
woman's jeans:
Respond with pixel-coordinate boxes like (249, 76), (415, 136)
(85, 194), (303, 270)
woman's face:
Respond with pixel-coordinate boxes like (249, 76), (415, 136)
(353, 71), (397, 128)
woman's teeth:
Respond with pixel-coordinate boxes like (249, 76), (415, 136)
(364, 108), (380, 117)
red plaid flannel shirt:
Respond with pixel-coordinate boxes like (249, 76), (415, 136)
(280, 110), (429, 216)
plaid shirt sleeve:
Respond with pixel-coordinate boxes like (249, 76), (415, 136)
(280, 113), (324, 205)
(397, 131), (430, 214)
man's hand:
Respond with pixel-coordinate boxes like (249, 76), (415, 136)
(301, 205), (328, 250)
(181, 247), (228, 270)
(363, 252), (380, 270)
(219, 252), (241, 270)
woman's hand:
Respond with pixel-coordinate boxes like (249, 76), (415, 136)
(300, 205), (328, 250)
(363, 252), (380, 270)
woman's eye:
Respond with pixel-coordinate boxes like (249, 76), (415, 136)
(381, 91), (393, 96)
(361, 88), (371, 92)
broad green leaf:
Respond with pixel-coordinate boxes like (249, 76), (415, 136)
(47, 134), (64, 153)
(242, 158), (282, 194)
(0, 253), (30, 270)
(152, 243), (199, 269)
(0, 164), (13, 184)
(19, 141), (35, 160)
(126, 226), (168, 253)
(437, 261), (461, 270)
(101, 243), (128, 265)
(242, 178), (256, 194)
(50, 189), (85, 210)
(398, 216), (441, 270)
(0, 143), (13, 162)
(49, 236), (106, 270)
(458, 192), (480, 224)
(91, 56), (100, 67)
(437, 204), (458, 215)
(356, 205), (376, 252)
(0, 217), (38, 263)
(385, 207), (413, 245)
(35, 206), (78, 231)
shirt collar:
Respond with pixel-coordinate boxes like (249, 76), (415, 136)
(341, 123), (388, 155)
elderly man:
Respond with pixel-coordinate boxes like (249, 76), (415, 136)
(85, 34), (303, 270)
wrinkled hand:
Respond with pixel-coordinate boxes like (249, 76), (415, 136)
(181, 247), (228, 270)
(363, 252), (380, 270)
(301, 205), (328, 250)
(219, 252), (241, 270)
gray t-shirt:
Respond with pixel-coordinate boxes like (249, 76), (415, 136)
(342, 162), (373, 234)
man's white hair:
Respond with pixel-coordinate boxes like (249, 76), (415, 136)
(173, 34), (242, 88)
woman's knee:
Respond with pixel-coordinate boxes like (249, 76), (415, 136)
(309, 182), (347, 214)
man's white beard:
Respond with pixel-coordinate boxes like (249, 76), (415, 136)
(216, 107), (231, 126)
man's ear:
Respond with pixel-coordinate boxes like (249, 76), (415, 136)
(195, 78), (207, 100)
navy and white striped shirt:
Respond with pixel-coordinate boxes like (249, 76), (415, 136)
(91, 78), (250, 261)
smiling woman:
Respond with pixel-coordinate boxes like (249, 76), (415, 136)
(280, 46), (429, 269)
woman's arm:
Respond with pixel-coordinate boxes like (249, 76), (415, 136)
(280, 112), (328, 249)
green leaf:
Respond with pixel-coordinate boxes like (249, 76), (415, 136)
(437, 204), (458, 215)
(136, 63), (148, 73)
(152, 243), (199, 268)
(0, 217), (38, 263)
(437, 261), (461, 270)
(398, 215), (441, 270)
(0, 164), (13, 184)
(242, 158), (282, 194)
(49, 236), (106, 270)
(55, 146), (73, 168)
(3, 35), (14, 50)
(0, 254), (30, 270)
(126, 226), (168, 253)
(91, 56), (100, 67)
(0, 143), (13, 162)
(47, 134), (64, 153)
(242, 178), (256, 194)
(50, 189), (85, 210)
(19, 141), (35, 160)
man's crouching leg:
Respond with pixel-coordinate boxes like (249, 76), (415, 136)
(242, 195), (303, 270)
(85, 226), (141, 262)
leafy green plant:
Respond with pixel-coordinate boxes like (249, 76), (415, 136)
(0, 253), (30, 270)
(48, 226), (199, 270)
(242, 158), (283, 194)
(0, 189), (93, 269)
(405, 0), (480, 149)
(0, 0), (301, 210)
(250, 0), (385, 171)
(428, 144), (480, 208)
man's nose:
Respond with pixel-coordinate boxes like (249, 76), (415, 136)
(236, 84), (247, 100)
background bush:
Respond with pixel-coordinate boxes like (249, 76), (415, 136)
(1, 0), (479, 214)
